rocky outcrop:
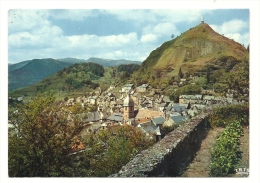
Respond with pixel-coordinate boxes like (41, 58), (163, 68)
(109, 113), (210, 177)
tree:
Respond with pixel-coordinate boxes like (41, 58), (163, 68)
(171, 34), (175, 39)
(226, 61), (249, 101)
(83, 125), (155, 177)
(8, 93), (86, 177)
(178, 68), (184, 78)
(206, 67), (211, 84)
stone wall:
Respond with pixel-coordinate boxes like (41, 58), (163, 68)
(109, 113), (210, 177)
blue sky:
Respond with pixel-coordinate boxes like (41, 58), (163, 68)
(7, 9), (250, 64)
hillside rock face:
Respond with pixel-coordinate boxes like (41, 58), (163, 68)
(135, 22), (249, 82)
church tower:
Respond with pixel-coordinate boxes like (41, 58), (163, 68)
(123, 93), (135, 119)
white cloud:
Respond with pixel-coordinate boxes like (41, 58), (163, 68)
(154, 22), (179, 35)
(9, 25), (63, 49)
(141, 34), (158, 43)
(100, 32), (138, 46)
(210, 19), (249, 46)
(211, 19), (248, 34)
(32, 25), (63, 36)
(8, 29), (144, 62)
(141, 22), (180, 43)
(8, 10), (50, 34)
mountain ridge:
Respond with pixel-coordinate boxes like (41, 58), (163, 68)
(8, 58), (72, 91)
(58, 57), (141, 67)
(8, 57), (141, 91)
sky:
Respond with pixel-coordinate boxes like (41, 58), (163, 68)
(8, 9), (250, 64)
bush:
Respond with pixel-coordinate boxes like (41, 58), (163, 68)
(83, 125), (155, 176)
(209, 103), (249, 128)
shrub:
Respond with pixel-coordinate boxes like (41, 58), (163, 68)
(209, 103), (249, 128)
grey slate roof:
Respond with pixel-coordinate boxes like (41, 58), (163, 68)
(172, 104), (186, 112)
(107, 113), (124, 122)
(163, 96), (171, 103)
(152, 116), (166, 125)
(179, 95), (202, 100)
(170, 115), (187, 125)
(139, 121), (157, 134)
(165, 106), (172, 112)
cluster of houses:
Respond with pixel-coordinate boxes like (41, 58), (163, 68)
(179, 94), (239, 105)
(9, 82), (241, 142)
(64, 83), (237, 141)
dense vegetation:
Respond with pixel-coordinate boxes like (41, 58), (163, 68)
(117, 64), (140, 74)
(58, 62), (105, 89)
(210, 120), (244, 177)
(83, 125), (155, 176)
(209, 103), (249, 128)
(9, 62), (107, 98)
(208, 104), (249, 177)
(8, 93), (86, 177)
(8, 93), (154, 177)
(111, 63), (140, 81)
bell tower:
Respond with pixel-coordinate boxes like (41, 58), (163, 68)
(123, 93), (135, 119)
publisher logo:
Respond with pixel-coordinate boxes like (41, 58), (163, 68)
(235, 168), (249, 176)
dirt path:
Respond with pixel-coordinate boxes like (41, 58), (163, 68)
(182, 127), (225, 177)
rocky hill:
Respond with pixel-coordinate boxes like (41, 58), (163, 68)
(133, 22), (249, 86)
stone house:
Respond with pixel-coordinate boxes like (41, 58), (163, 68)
(121, 84), (134, 93)
(179, 95), (202, 104)
(136, 84), (149, 92)
(137, 119), (165, 142)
